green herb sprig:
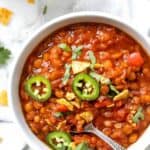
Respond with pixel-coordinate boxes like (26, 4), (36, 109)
(62, 64), (71, 85)
(0, 45), (11, 65)
(88, 51), (96, 69)
(72, 45), (83, 60)
(43, 5), (47, 15)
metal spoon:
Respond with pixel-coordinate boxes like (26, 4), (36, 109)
(71, 123), (126, 150)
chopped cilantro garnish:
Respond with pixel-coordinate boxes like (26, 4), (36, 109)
(132, 107), (144, 124)
(43, 5), (47, 15)
(88, 51), (96, 69)
(62, 64), (71, 85)
(58, 43), (71, 52)
(72, 45), (83, 60)
(108, 84), (120, 98)
(89, 72), (111, 85)
(0, 46), (11, 65)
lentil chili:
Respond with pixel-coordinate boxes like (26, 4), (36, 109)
(19, 23), (150, 150)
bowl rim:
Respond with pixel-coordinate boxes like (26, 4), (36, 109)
(8, 11), (150, 150)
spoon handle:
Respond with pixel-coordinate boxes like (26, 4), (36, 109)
(93, 128), (126, 150)
(85, 123), (126, 150)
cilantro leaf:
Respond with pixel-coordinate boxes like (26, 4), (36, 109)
(72, 45), (83, 60)
(88, 50), (96, 69)
(108, 84), (120, 98)
(62, 64), (71, 85)
(89, 72), (111, 85)
(58, 43), (71, 52)
(109, 85), (119, 94)
(0, 46), (11, 65)
(43, 5), (47, 15)
(132, 107), (144, 124)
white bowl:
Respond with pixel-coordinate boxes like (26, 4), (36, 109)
(9, 12), (150, 150)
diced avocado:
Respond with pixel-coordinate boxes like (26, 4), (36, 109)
(72, 61), (90, 74)
(113, 89), (129, 101)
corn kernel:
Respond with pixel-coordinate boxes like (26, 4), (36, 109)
(94, 63), (103, 69)
(0, 7), (13, 25)
(0, 90), (8, 106)
(27, 0), (35, 4)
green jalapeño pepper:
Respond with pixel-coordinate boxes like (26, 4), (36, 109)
(24, 75), (51, 102)
(46, 131), (71, 150)
(72, 73), (100, 101)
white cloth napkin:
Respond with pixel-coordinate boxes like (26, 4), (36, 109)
(0, 0), (150, 150)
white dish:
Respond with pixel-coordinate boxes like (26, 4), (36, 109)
(9, 12), (150, 150)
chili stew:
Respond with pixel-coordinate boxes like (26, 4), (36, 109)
(19, 23), (150, 150)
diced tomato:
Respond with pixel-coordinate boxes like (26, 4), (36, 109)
(55, 104), (69, 112)
(95, 99), (113, 108)
(128, 52), (144, 67)
(99, 51), (110, 60)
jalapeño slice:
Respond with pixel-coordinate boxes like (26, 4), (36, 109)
(46, 131), (71, 150)
(72, 73), (100, 101)
(24, 75), (51, 102)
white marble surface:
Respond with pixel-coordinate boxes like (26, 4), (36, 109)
(0, 0), (150, 150)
